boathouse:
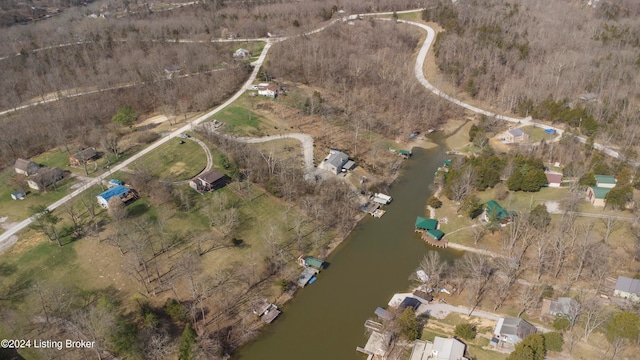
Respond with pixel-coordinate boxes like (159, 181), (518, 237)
(415, 216), (447, 247)
(297, 255), (324, 269)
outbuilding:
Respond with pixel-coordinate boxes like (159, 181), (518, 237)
(97, 185), (131, 209)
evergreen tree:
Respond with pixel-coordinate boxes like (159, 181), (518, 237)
(507, 334), (545, 360)
(397, 308), (419, 341)
(179, 323), (197, 360)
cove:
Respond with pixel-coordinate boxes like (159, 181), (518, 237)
(236, 141), (463, 360)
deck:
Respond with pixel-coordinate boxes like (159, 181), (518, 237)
(297, 267), (319, 287)
(372, 209), (386, 218)
(261, 304), (281, 324)
(415, 229), (448, 248)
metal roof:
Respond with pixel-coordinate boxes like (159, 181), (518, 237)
(509, 128), (525, 137)
(98, 185), (130, 202)
(615, 276), (640, 295)
(591, 186), (611, 199)
(415, 216), (438, 230)
(595, 175), (616, 185)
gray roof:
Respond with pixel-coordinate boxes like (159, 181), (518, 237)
(497, 317), (536, 339)
(549, 297), (577, 316)
(432, 337), (466, 360)
(615, 276), (640, 295)
(324, 150), (349, 169)
(508, 128), (525, 137)
(15, 158), (38, 172)
(72, 147), (97, 161)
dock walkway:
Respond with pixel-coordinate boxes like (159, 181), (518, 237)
(415, 229), (448, 248)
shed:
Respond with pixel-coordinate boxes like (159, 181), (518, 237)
(97, 185), (131, 208)
(415, 216), (438, 230)
(399, 150), (412, 158)
(108, 179), (123, 188)
(233, 48), (251, 59)
(545, 173), (562, 188)
(297, 255), (324, 269)
(426, 229), (445, 240)
(14, 158), (40, 176)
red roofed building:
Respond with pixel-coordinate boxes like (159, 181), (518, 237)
(545, 173), (562, 188)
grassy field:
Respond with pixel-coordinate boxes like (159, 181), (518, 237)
(520, 125), (557, 143)
(0, 168), (78, 223)
(215, 102), (266, 135)
(131, 138), (208, 181)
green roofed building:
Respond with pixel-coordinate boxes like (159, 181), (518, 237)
(415, 216), (438, 230)
(483, 200), (515, 223)
(595, 175), (616, 188)
(444, 159), (452, 166)
(426, 229), (445, 240)
(587, 186), (611, 207)
(297, 255), (324, 269)
(399, 150), (412, 157)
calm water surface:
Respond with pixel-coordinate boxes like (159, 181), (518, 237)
(236, 143), (463, 360)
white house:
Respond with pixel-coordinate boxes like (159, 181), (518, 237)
(258, 83), (278, 98)
(614, 276), (640, 303)
(14, 158), (40, 176)
(504, 128), (529, 143)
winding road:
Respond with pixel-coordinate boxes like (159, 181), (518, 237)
(0, 9), (636, 252)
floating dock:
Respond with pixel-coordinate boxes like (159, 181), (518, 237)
(372, 209), (386, 218)
(415, 229), (448, 248)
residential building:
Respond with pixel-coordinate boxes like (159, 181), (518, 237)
(482, 200), (515, 223)
(233, 48), (251, 59)
(586, 186), (610, 207)
(494, 317), (536, 345)
(14, 158), (40, 176)
(97, 185), (131, 208)
(69, 147), (98, 166)
(613, 276), (640, 303)
(11, 191), (26, 200)
(545, 172), (562, 188)
(297, 255), (325, 269)
(189, 170), (228, 193)
(595, 175), (616, 188)
(27, 167), (64, 191)
(541, 297), (579, 318)
(410, 337), (468, 360)
(504, 128), (529, 143)
(257, 83), (279, 98)
(318, 149), (353, 174)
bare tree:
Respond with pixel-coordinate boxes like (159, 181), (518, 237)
(581, 297), (610, 342)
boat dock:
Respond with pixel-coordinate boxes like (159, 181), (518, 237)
(415, 229), (448, 248)
(372, 209), (386, 218)
(297, 267), (319, 287)
(261, 304), (281, 324)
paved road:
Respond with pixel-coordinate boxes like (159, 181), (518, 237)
(0, 40), (274, 250)
(173, 136), (214, 185)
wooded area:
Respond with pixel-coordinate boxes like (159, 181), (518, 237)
(424, 0), (640, 157)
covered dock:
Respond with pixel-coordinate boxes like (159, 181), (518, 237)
(415, 216), (447, 247)
(297, 267), (319, 287)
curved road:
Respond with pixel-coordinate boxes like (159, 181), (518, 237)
(233, 133), (314, 172)
(1, 9), (636, 251)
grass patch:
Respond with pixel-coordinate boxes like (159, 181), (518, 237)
(216, 104), (265, 135)
(520, 125), (557, 143)
(132, 139), (207, 181)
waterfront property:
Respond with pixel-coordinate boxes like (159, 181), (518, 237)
(297, 255), (325, 269)
(493, 317), (536, 345)
(410, 337), (469, 360)
(415, 216), (447, 247)
(297, 267), (319, 287)
(399, 149), (412, 158)
(318, 149), (355, 174)
(613, 276), (640, 303)
(252, 299), (282, 324)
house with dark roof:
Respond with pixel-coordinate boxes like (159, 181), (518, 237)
(505, 128), (529, 143)
(69, 147), (98, 166)
(14, 158), (40, 176)
(318, 149), (353, 174)
(614, 276), (640, 303)
(189, 170), (228, 193)
(27, 167), (64, 191)
(494, 317), (536, 345)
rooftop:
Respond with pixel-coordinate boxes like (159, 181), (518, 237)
(485, 200), (514, 221)
(595, 175), (616, 185)
(615, 276), (640, 295)
(415, 216), (438, 230)
(591, 186), (611, 199)
(509, 128), (525, 137)
(545, 173), (562, 184)
(198, 170), (226, 184)
(98, 185), (130, 201)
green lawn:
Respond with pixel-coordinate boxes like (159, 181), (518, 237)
(520, 125), (558, 143)
(132, 139), (207, 181)
(213, 102), (267, 136)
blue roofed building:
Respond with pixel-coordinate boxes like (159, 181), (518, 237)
(97, 185), (131, 208)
